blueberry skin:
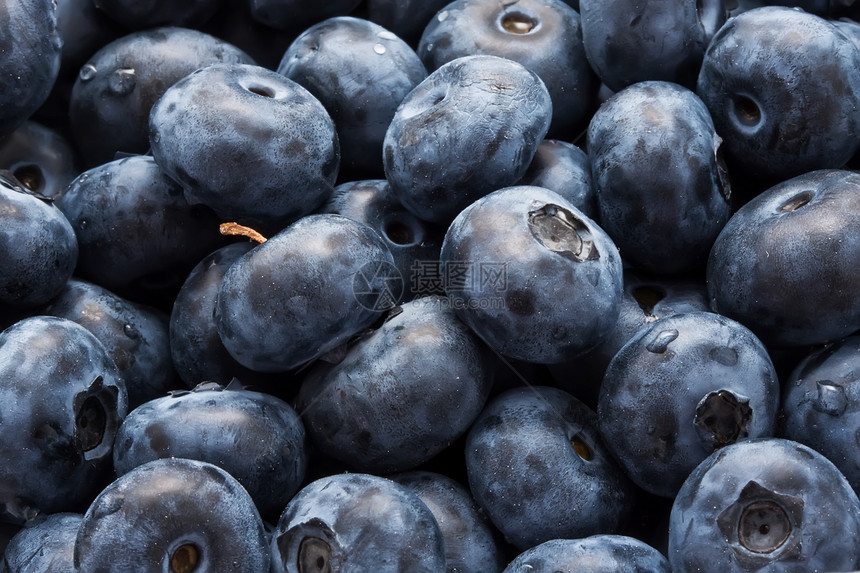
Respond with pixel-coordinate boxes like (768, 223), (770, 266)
(588, 81), (731, 275)
(247, 0), (362, 32)
(518, 139), (597, 221)
(365, 0), (452, 46)
(271, 473), (446, 573)
(0, 121), (78, 201)
(215, 214), (395, 372)
(440, 185), (623, 364)
(55, 155), (227, 305)
(170, 242), (263, 388)
(320, 179), (445, 301)
(278, 16), (427, 179)
(0, 172), (77, 308)
(550, 269), (709, 409)
(150, 63), (340, 233)
(707, 169), (860, 348)
(0, 316), (127, 525)
(41, 278), (179, 409)
(295, 295), (495, 473)
(668, 438), (860, 572)
(391, 470), (508, 573)
(1, 512), (82, 573)
(579, 0), (725, 92)
(466, 386), (634, 551)
(112, 381), (307, 521)
(0, 0), (61, 139)
(383, 55), (552, 225)
(91, 0), (220, 29)
(780, 336), (860, 493)
(598, 311), (780, 498)
(69, 27), (254, 167)
(417, 0), (599, 137)
(73, 458), (270, 573)
(503, 535), (671, 573)
(696, 6), (860, 183)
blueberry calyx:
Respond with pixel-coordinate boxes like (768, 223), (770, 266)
(169, 543), (200, 573)
(528, 204), (599, 262)
(731, 94), (764, 131)
(632, 285), (665, 319)
(694, 390), (752, 450)
(777, 190), (813, 213)
(571, 434), (593, 462)
(298, 537), (334, 573)
(717, 480), (804, 566)
(73, 376), (121, 462)
(499, 11), (539, 35)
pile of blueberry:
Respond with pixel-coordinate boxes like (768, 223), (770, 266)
(1, 0), (860, 571)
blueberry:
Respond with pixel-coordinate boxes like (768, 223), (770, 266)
(0, 121), (78, 201)
(73, 457), (270, 572)
(668, 438), (860, 572)
(215, 213), (396, 372)
(466, 386), (634, 551)
(0, 0), (61, 139)
(150, 62), (340, 234)
(0, 316), (126, 525)
(417, 0), (599, 137)
(319, 179), (445, 301)
(112, 380), (307, 522)
(1, 512), (81, 573)
(579, 0), (726, 92)
(550, 269), (710, 409)
(55, 155), (227, 307)
(295, 294), (495, 473)
(383, 54), (552, 225)
(588, 81), (731, 275)
(440, 185), (623, 363)
(271, 472), (445, 572)
(91, 0), (220, 30)
(707, 169), (860, 347)
(0, 172), (77, 308)
(391, 470), (508, 573)
(69, 27), (254, 167)
(503, 535), (671, 573)
(517, 139), (597, 221)
(278, 16), (427, 179)
(780, 335), (860, 493)
(247, 0), (362, 32)
(598, 311), (780, 498)
(365, 0), (452, 46)
(696, 6), (860, 183)
(42, 278), (179, 409)
(170, 242), (274, 388)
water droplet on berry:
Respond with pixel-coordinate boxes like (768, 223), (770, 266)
(373, 43), (386, 55)
(79, 64), (97, 82)
(123, 324), (139, 339)
(646, 329), (679, 353)
(438, 10), (449, 21)
(109, 68), (137, 96)
(377, 30), (397, 41)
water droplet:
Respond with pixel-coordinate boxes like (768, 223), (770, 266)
(377, 30), (397, 41)
(79, 64), (97, 82)
(373, 43), (386, 55)
(813, 380), (848, 416)
(438, 10), (449, 22)
(50, 32), (63, 51)
(646, 329), (679, 354)
(79, 218), (88, 229)
(425, 43), (434, 52)
(108, 68), (136, 96)
(123, 324), (139, 339)
(151, 131), (160, 144)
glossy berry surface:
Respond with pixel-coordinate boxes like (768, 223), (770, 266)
(271, 472), (445, 572)
(73, 457), (270, 572)
(440, 185), (623, 363)
(669, 438), (860, 572)
(383, 54), (552, 225)
(503, 535), (671, 573)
